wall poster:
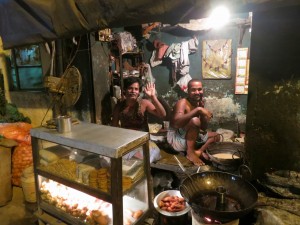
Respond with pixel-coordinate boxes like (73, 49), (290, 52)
(202, 39), (232, 79)
(235, 48), (249, 94)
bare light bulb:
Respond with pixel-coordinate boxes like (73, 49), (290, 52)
(208, 6), (230, 29)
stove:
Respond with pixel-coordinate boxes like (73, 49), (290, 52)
(191, 210), (239, 225)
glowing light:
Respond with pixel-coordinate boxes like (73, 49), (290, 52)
(204, 216), (212, 222)
(40, 179), (113, 218)
(207, 6), (230, 29)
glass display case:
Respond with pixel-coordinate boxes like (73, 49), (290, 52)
(30, 122), (152, 225)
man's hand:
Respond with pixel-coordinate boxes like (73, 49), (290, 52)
(198, 107), (213, 118)
(144, 83), (156, 98)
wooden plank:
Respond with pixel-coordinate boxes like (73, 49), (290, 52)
(150, 148), (199, 175)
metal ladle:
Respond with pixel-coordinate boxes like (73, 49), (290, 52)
(173, 155), (199, 192)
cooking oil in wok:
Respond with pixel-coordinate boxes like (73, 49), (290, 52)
(212, 153), (240, 159)
(192, 192), (243, 212)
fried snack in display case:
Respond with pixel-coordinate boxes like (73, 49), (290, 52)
(37, 143), (112, 193)
(38, 176), (112, 224)
(37, 176), (148, 225)
(31, 123), (152, 225)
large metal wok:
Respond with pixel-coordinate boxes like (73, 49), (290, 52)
(179, 171), (258, 222)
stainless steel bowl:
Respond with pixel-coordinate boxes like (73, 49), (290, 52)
(153, 190), (191, 217)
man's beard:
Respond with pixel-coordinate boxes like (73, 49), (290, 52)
(188, 95), (203, 106)
(193, 95), (202, 102)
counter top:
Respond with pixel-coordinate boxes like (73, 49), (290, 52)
(30, 122), (149, 158)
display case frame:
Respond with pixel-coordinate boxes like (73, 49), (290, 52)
(30, 122), (153, 225)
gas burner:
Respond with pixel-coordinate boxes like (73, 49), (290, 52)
(192, 186), (242, 213)
(192, 210), (239, 225)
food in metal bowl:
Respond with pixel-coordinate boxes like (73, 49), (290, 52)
(158, 195), (186, 212)
(154, 190), (191, 216)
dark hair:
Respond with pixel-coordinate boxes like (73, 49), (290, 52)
(187, 78), (202, 89)
(123, 77), (142, 92)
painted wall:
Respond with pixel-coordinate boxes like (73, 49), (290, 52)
(246, 6), (300, 179)
(141, 14), (251, 132)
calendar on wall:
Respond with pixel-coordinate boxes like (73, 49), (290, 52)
(235, 48), (249, 94)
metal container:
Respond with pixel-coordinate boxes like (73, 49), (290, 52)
(56, 116), (72, 133)
(163, 121), (170, 130)
(206, 142), (244, 171)
(153, 190), (191, 225)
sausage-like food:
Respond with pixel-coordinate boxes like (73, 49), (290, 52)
(133, 209), (143, 219)
(159, 195), (186, 212)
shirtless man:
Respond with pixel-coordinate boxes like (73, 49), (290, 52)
(167, 79), (219, 166)
(111, 77), (166, 131)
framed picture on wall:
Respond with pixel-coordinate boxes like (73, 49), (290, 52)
(202, 39), (232, 79)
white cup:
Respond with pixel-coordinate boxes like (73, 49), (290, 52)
(163, 121), (170, 130)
